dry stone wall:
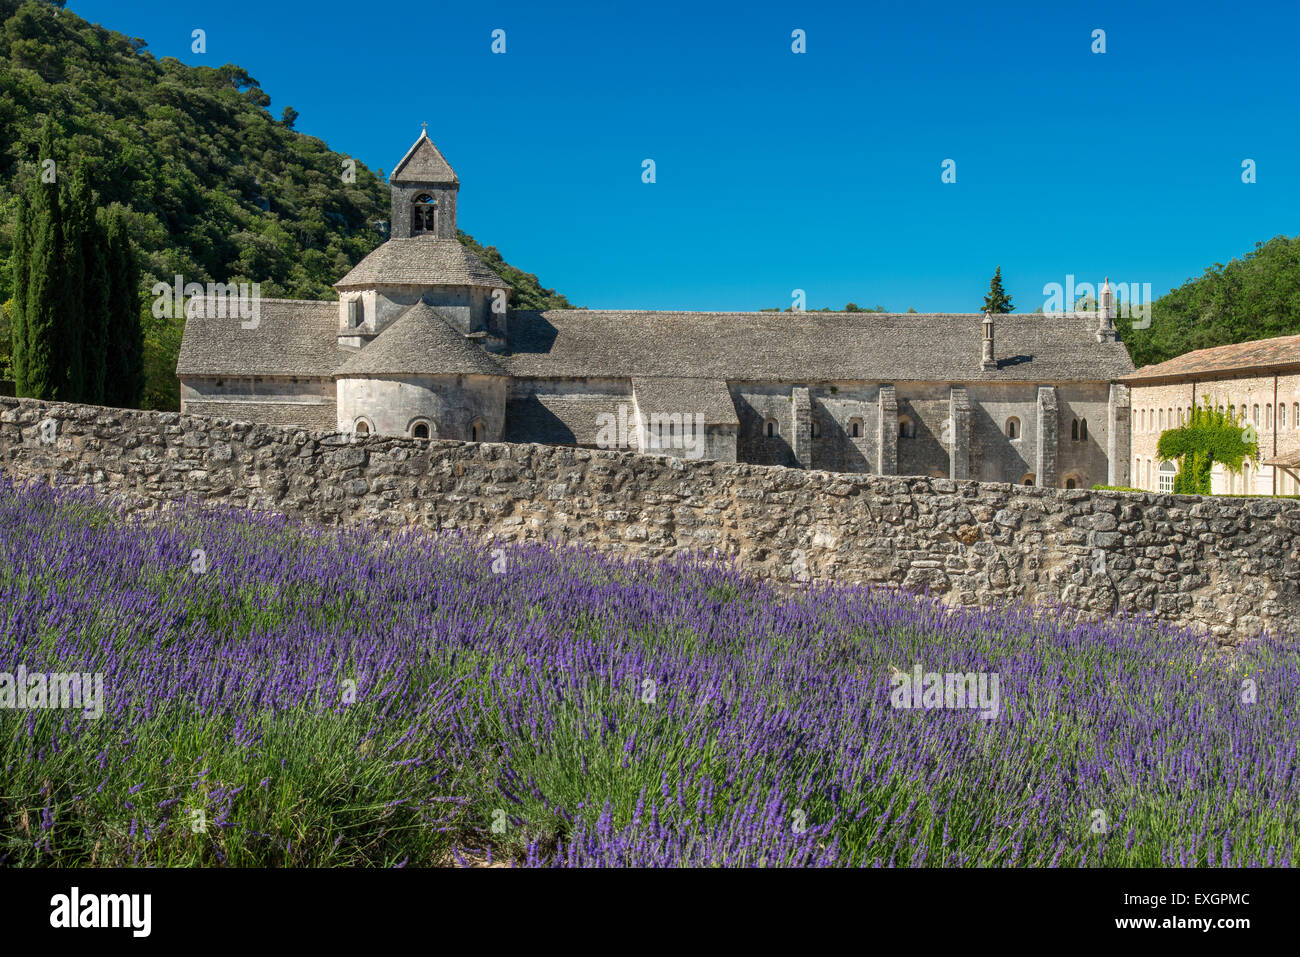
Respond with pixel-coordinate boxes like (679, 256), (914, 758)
(2, 396), (1298, 644)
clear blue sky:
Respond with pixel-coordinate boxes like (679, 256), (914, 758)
(72, 0), (1300, 312)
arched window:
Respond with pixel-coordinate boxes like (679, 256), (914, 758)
(1266, 404), (1272, 429)
(1165, 461), (1177, 492)
(899, 416), (915, 439)
(764, 418), (778, 438)
(411, 421), (430, 440)
(849, 418), (863, 439)
(1280, 403), (1287, 429)
(1139, 409), (1145, 431)
(1021, 474), (1035, 486)
(1294, 403), (1299, 428)
(353, 418), (372, 435)
(1064, 475), (1078, 490)
(1158, 409), (1164, 430)
(471, 419), (487, 442)
(1080, 419), (1088, 441)
(1005, 417), (1019, 439)
(1253, 404), (1260, 425)
(1071, 419), (1079, 441)
(411, 193), (438, 234)
(1242, 462), (1251, 494)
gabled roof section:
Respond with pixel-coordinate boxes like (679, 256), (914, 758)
(502, 312), (1136, 382)
(335, 237), (511, 289)
(390, 131), (458, 185)
(176, 298), (342, 377)
(335, 301), (506, 377)
(1123, 334), (1300, 383)
(633, 377), (739, 425)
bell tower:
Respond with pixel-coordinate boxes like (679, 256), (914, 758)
(389, 126), (459, 239)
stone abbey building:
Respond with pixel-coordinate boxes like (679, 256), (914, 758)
(178, 130), (1136, 488)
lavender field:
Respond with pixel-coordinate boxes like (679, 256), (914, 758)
(0, 477), (1296, 867)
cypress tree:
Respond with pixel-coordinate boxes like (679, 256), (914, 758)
(24, 118), (83, 400)
(10, 194), (29, 394)
(57, 171), (85, 400)
(23, 123), (63, 398)
(103, 206), (144, 408)
(69, 168), (110, 403)
(981, 266), (1014, 314)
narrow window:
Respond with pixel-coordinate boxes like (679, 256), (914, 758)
(1253, 404), (1260, 425)
(1006, 418), (1018, 439)
(850, 418), (863, 438)
(1065, 478), (1077, 490)
(765, 419), (777, 438)
(1080, 419), (1088, 441)
(1021, 474), (1035, 486)
(412, 193), (437, 234)
(1071, 419), (1079, 441)
(471, 420), (486, 442)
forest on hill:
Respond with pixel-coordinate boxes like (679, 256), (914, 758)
(1116, 235), (1300, 368)
(0, 0), (574, 409)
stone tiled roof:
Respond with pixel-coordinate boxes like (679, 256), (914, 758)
(502, 311), (1135, 381)
(633, 377), (739, 425)
(390, 132), (458, 185)
(1123, 334), (1300, 383)
(335, 238), (510, 289)
(502, 394), (628, 446)
(176, 298), (341, 377)
(335, 302), (506, 377)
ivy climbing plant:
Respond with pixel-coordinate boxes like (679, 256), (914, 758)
(1155, 398), (1259, 494)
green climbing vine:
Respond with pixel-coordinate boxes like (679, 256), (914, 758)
(1155, 398), (1259, 494)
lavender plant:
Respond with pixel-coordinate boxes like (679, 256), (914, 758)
(0, 478), (1294, 867)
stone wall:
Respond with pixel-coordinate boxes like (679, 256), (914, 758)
(2, 396), (1297, 644)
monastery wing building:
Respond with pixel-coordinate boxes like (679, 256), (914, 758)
(178, 130), (1136, 488)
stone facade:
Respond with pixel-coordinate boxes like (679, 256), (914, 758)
(1123, 336), (1300, 496)
(1129, 372), (1300, 495)
(4, 395), (1297, 644)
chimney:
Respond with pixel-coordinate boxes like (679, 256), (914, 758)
(981, 313), (996, 370)
(1097, 276), (1117, 343)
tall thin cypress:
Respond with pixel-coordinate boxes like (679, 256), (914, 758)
(57, 170), (85, 400)
(70, 168), (109, 403)
(23, 121), (63, 399)
(104, 206), (144, 408)
(10, 194), (29, 394)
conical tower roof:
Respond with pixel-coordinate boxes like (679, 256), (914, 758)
(336, 301), (505, 378)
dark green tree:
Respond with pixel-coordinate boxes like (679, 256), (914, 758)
(10, 193), (29, 392)
(67, 167), (110, 403)
(982, 266), (1014, 314)
(103, 206), (144, 408)
(22, 118), (83, 399)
